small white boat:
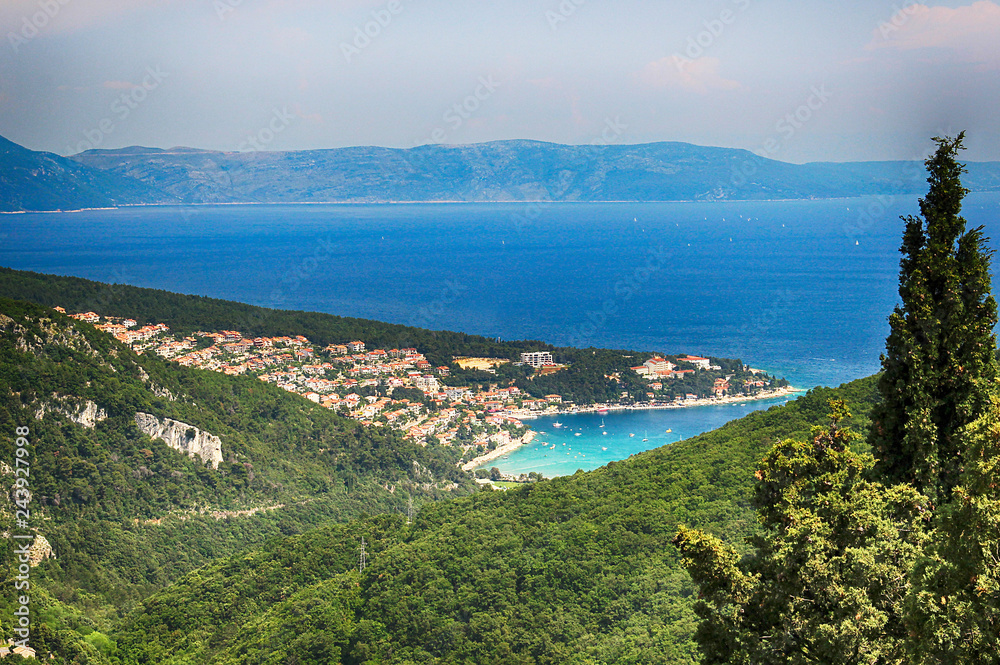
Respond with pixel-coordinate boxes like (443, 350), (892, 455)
(574, 433), (582, 437)
(629, 433), (635, 438)
(601, 446), (607, 451)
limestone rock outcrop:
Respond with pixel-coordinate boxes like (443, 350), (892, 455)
(134, 412), (223, 468)
(34, 398), (107, 428)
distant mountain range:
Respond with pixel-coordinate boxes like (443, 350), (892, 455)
(2, 134), (1000, 212)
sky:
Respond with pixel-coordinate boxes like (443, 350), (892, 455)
(1, 0), (999, 162)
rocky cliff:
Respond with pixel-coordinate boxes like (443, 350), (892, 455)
(35, 398), (107, 428)
(134, 412), (223, 468)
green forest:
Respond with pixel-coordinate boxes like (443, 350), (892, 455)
(0, 296), (474, 662)
(0, 135), (997, 663)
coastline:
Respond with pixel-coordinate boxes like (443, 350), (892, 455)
(461, 430), (536, 472)
(507, 386), (804, 421)
(463, 387), (802, 471)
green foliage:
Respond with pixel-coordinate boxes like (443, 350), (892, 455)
(906, 394), (1000, 664)
(870, 133), (1000, 503)
(676, 402), (932, 664)
(516, 348), (651, 404)
(113, 380), (881, 664)
(0, 297), (474, 662)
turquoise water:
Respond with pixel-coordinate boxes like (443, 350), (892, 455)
(483, 394), (800, 477)
(4, 195), (1000, 474)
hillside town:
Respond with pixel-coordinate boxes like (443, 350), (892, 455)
(61, 308), (541, 465)
(60, 308), (790, 468)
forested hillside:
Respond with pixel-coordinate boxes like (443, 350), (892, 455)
(0, 298), (472, 663)
(112, 378), (879, 664)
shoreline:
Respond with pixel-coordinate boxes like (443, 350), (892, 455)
(461, 430), (536, 472)
(464, 387), (803, 471)
(507, 386), (804, 421)
(5, 192), (955, 214)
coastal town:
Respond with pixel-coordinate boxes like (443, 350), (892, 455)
(60, 308), (794, 471)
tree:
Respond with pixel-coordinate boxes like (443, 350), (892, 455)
(675, 401), (931, 664)
(869, 133), (999, 504)
(905, 394), (1000, 664)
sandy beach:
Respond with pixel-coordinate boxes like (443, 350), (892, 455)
(461, 430), (537, 472)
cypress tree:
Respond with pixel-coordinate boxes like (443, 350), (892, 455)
(906, 394), (1000, 663)
(869, 133), (999, 504)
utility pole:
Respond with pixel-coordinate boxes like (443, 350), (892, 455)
(359, 537), (367, 572)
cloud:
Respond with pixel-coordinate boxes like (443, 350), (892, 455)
(866, 1), (1000, 65)
(639, 56), (741, 94)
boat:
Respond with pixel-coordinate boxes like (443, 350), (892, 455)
(553, 422), (563, 428)
(642, 430), (649, 442)
(629, 433), (635, 438)
(574, 433), (582, 437)
(601, 446), (607, 451)
(597, 408), (608, 415)
(599, 419), (605, 427)
(666, 428), (672, 433)
(602, 431), (607, 436)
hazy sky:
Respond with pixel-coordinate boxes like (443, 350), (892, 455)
(2, 0), (999, 161)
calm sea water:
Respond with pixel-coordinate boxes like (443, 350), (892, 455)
(486, 394), (799, 478)
(4, 195), (1000, 475)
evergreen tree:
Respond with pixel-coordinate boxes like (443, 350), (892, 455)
(906, 394), (1000, 664)
(674, 402), (931, 664)
(869, 133), (999, 504)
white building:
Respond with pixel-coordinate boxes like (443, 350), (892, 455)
(679, 355), (711, 370)
(413, 375), (439, 392)
(520, 351), (554, 367)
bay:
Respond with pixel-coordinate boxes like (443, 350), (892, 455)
(484, 394), (800, 478)
(4, 194), (1000, 475)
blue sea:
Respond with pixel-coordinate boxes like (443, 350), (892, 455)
(4, 194), (1000, 475)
